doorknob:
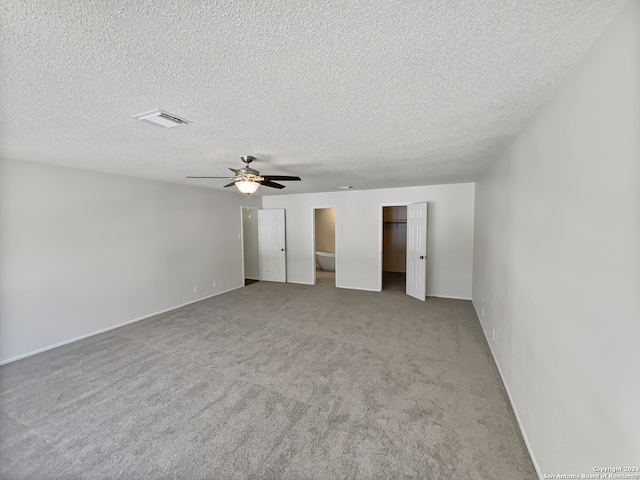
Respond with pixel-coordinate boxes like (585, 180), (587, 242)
(420, 255), (426, 259)
(281, 248), (285, 251)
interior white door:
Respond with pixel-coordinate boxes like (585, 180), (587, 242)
(406, 202), (428, 301)
(258, 209), (286, 282)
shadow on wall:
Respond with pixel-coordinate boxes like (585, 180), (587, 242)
(242, 207), (260, 281)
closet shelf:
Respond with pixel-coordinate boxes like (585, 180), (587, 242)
(384, 220), (407, 225)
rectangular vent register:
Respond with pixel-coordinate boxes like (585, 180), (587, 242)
(132, 109), (191, 128)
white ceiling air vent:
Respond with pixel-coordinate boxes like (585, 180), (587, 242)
(132, 109), (191, 128)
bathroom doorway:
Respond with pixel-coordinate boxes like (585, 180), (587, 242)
(381, 205), (407, 292)
(313, 207), (336, 286)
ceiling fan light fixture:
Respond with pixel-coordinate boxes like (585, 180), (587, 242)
(236, 180), (260, 194)
(186, 156), (300, 192)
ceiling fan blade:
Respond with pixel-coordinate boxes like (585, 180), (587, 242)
(186, 176), (237, 179)
(229, 168), (241, 174)
(260, 180), (286, 189)
(261, 175), (301, 181)
(223, 180), (240, 188)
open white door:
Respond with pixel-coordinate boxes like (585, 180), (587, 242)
(406, 202), (428, 301)
(258, 209), (286, 283)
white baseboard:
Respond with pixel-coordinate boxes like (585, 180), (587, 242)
(472, 301), (542, 480)
(336, 284), (380, 292)
(428, 294), (472, 300)
(333, 286), (472, 298)
(285, 277), (471, 299)
(0, 285), (244, 366)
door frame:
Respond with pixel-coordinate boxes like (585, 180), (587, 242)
(240, 205), (261, 283)
(378, 202), (410, 292)
(311, 205), (338, 286)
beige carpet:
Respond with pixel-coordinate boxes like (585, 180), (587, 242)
(382, 271), (406, 292)
(0, 282), (536, 479)
(315, 264), (335, 286)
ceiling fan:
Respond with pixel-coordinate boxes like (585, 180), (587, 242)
(186, 156), (301, 194)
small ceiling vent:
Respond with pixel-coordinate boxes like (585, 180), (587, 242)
(132, 109), (191, 128)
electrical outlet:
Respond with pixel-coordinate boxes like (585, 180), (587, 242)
(212, 281), (216, 288)
(481, 307), (485, 317)
(193, 285), (198, 293)
(492, 328), (495, 341)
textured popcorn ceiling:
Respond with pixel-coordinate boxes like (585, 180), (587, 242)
(0, 1), (626, 195)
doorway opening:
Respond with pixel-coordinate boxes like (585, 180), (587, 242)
(241, 206), (260, 286)
(313, 207), (336, 286)
(382, 205), (407, 292)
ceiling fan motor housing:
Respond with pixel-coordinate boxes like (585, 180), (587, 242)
(239, 156), (260, 176)
(240, 167), (260, 176)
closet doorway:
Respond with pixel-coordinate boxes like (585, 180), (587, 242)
(313, 207), (336, 286)
(241, 206), (260, 286)
(381, 205), (407, 292)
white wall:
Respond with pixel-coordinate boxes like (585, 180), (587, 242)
(472, 1), (640, 476)
(0, 159), (261, 363)
(264, 183), (474, 298)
